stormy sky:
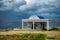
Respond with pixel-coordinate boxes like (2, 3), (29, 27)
(0, 0), (60, 29)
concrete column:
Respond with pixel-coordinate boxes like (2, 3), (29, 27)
(22, 20), (23, 30)
(47, 21), (49, 31)
(33, 20), (34, 30)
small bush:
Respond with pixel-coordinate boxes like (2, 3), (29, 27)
(50, 27), (59, 31)
(34, 34), (46, 40)
(47, 37), (56, 40)
(24, 34), (30, 38)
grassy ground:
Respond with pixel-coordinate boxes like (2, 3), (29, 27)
(0, 34), (46, 40)
(0, 33), (57, 40)
(0, 27), (60, 40)
(0, 30), (60, 40)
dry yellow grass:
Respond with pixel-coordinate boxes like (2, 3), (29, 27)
(0, 30), (60, 40)
(0, 30), (60, 36)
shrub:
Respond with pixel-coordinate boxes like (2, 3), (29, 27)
(47, 37), (56, 40)
(34, 34), (46, 40)
(50, 27), (59, 31)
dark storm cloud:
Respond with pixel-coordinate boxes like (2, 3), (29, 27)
(19, 0), (60, 16)
(0, 0), (26, 11)
(0, 0), (60, 29)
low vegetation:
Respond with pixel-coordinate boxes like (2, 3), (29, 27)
(47, 37), (56, 40)
(0, 34), (57, 40)
(0, 27), (60, 40)
(50, 27), (60, 31)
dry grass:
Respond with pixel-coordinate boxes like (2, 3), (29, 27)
(0, 30), (60, 40)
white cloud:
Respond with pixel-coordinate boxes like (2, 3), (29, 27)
(0, 0), (14, 11)
(19, 0), (60, 17)
(0, 0), (26, 11)
(19, 5), (27, 11)
(19, 0), (59, 11)
(37, 8), (48, 12)
(0, 0), (60, 14)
